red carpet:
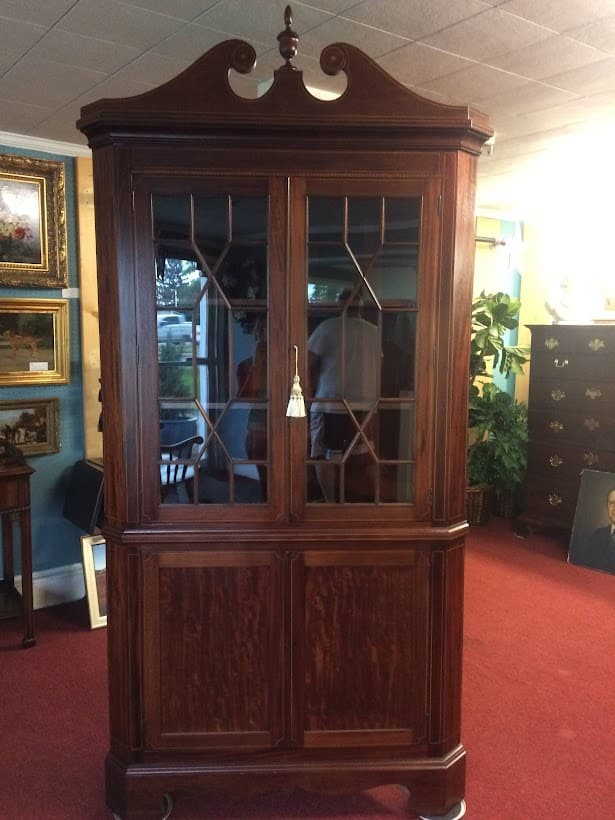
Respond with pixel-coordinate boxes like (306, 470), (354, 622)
(1, 519), (613, 819)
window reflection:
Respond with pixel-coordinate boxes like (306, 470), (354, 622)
(153, 193), (269, 505)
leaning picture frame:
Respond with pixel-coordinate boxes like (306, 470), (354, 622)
(0, 397), (59, 455)
(0, 153), (68, 288)
(0, 297), (69, 385)
(81, 534), (107, 629)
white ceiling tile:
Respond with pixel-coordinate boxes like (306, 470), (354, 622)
(0, 96), (52, 131)
(150, 25), (229, 63)
(0, 0), (75, 27)
(342, 0), (491, 41)
(120, 0), (220, 20)
(297, 17), (410, 60)
(478, 81), (577, 117)
(0, 17), (47, 74)
(378, 42), (475, 87)
(57, 0), (186, 49)
(110, 52), (192, 88)
(297, 0), (365, 12)
(489, 34), (606, 80)
(546, 57), (615, 95)
(566, 15), (615, 53)
(192, 0), (332, 46)
(75, 74), (156, 106)
(0, 55), (106, 107)
(498, 0), (615, 33)
(420, 63), (529, 104)
(421, 7), (553, 62)
(31, 30), (141, 73)
(32, 104), (91, 144)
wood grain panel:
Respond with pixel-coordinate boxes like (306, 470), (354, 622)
(301, 555), (429, 742)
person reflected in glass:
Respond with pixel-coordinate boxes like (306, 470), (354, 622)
(236, 316), (267, 500)
(308, 288), (380, 502)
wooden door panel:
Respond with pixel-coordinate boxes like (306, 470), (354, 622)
(143, 549), (283, 749)
(296, 549), (430, 748)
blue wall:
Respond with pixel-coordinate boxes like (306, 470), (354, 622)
(1, 145), (85, 573)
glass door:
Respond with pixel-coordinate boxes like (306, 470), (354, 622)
(290, 178), (439, 522)
(133, 176), (287, 523)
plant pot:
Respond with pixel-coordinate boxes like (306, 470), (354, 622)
(492, 491), (516, 519)
(466, 484), (493, 525)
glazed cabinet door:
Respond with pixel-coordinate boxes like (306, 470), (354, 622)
(291, 548), (430, 750)
(289, 177), (440, 524)
(142, 548), (284, 750)
(132, 175), (288, 524)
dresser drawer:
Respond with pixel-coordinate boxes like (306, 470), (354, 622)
(527, 441), (615, 477)
(522, 474), (578, 528)
(529, 409), (615, 451)
(530, 326), (615, 356)
(529, 352), (615, 382)
(529, 378), (615, 412)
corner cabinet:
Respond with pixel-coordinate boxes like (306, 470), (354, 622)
(78, 10), (491, 820)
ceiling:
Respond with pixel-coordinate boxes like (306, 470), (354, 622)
(2, 0), (615, 214)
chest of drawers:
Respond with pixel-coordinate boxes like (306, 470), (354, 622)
(520, 324), (615, 530)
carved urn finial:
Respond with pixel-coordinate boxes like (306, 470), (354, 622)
(277, 5), (299, 68)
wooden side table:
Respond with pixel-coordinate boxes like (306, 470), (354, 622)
(0, 463), (36, 647)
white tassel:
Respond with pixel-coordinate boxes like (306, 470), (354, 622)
(286, 345), (306, 418)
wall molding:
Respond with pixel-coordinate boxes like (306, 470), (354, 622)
(0, 130), (90, 157)
(15, 562), (85, 610)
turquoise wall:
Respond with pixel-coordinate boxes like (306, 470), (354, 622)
(1, 146), (85, 574)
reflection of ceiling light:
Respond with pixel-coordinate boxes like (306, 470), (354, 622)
(482, 135), (495, 157)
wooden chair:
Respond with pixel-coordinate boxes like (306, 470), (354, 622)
(160, 435), (203, 502)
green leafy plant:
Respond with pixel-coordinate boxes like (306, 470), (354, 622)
(470, 290), (529, 384)
(467, 291), (529, 514)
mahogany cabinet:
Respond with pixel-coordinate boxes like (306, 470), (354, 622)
(78, 10), (490, 820)
(520, 323), (615, 531)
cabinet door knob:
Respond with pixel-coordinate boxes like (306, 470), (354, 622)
(548, 454), (563, 467)
(583, 417), (600, 431)
(549, 420), (564, 433)
(583, 451), (599, 466)
(548, 493), (563, 506)
(553, 358), (568, 368)
(544, 337), (559, 350)
(585, 386), (603, 400)
(588, 338), (605, 351)
(551, 389), (566, 401)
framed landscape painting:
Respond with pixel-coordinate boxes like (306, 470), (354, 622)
(0, 297), (69, 385)
(0, 153), (68, 288)
(0, 397), (59, 455)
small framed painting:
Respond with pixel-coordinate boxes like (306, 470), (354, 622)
(0, 153), (68, 288)
(0, 297), (69, 385)
(0, 397), (59, 455)
(81, 534), (107, 629)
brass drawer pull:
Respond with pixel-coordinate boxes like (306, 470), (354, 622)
(551, 389), (566, 401)
(584, 417), (600, 431)
(585, 386), (603, 400)
(548, 493), (562, 506)
(588, 338), (605, 351)
(553, 358), (568, 368)
(583, 451), (599, 466)
(549, 420), (564, 433)
(544, 337), (559, 350)
(548, 454), (563, 467)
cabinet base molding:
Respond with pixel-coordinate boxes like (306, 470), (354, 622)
(106, 745), (466, 820)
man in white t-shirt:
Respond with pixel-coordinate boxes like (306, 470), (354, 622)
(307, 290), (380, 501)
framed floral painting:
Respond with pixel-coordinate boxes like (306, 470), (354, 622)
(0, 153), (68, 288)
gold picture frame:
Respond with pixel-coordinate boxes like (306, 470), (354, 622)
(0, 397), (59, 455)
(81, 534), (107, 629)
(0, 297), (69, 385)
(0, 153), (68, 288)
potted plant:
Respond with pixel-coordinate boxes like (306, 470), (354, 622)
(466, 291), (529, 524)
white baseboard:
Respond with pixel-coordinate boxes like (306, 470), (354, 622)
(14, 562), (85, 610)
